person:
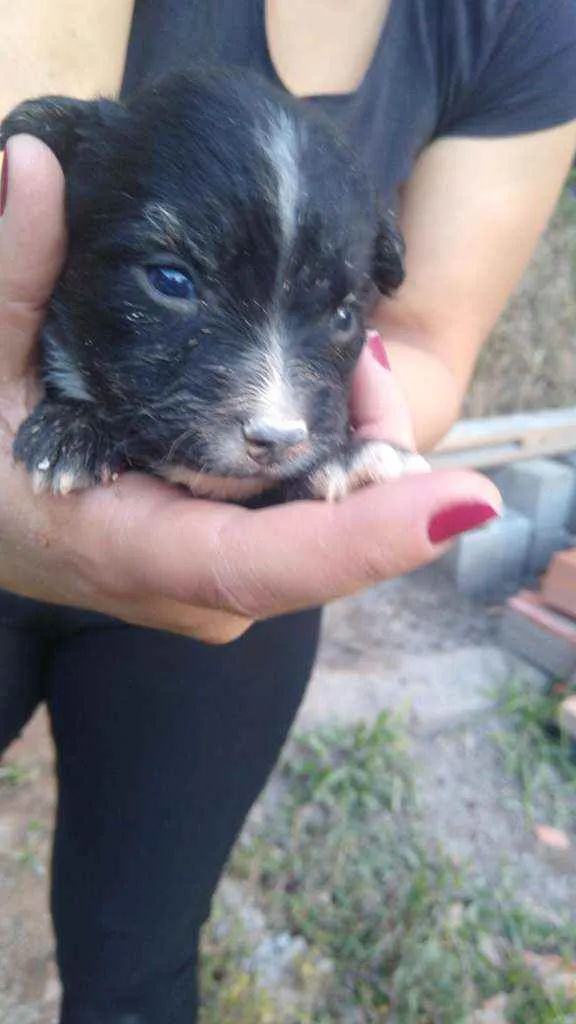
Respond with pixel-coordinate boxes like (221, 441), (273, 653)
(0, 1), (574, 1020)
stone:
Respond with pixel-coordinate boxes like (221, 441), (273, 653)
(442, 506), (533, 599)
(500, 590), (576, 677)
(494, 458), (576, 532)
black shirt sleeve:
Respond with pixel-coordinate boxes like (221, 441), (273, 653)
(438, 0), (576, 138)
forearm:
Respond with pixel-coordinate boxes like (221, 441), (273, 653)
(373, 125), (576, 452)
(0, 0), (134, 115)
(371, 315), (469, 452)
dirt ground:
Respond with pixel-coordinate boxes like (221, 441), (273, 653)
(1, 197), (575, 1021)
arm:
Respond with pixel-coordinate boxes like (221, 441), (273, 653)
(371, 122), (576, 450)
(0, 0), (134, 111)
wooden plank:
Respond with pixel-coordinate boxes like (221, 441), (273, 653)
(429, 406), (576, 469)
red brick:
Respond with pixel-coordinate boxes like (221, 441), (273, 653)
(508, 590), (576, 645)
(541, 548), (576, 619)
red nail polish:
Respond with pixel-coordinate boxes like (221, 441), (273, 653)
(428, 501), (499, 544)
(366, 330), (391, 370)
(0, 149), (8, 216)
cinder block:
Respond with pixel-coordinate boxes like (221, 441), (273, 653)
(500, 590), (576, 677)
(558, 453), (576, 532)
(495, 458), (576, 533)
(443, 505), (532, 599)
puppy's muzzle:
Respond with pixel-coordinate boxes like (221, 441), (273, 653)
(242, 417), (309, 466)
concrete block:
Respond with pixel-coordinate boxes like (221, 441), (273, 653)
(500, 590), (576, 677)
(442, 505), (532, 599)
(558, 453), (576, 531)
(495, 458), (576, 532)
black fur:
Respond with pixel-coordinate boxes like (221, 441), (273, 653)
(1, 68), (417, 501)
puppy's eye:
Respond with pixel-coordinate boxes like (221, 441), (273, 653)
(331, 303), (359, 341)
(146, 266), (196, 301)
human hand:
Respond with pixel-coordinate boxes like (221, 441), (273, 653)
(0, 136), (502, 643)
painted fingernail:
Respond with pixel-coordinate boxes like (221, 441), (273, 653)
(366, 329), (391, 370)
(0, 149), (8, 216)
(428, 501), (499, 544)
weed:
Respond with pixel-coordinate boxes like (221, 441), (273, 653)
(200, 712), (576, 1022)
(492, 677), (576, 829)
(0, 762), (31, 786)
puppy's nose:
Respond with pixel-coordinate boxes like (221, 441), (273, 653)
(243, 417), (309, 462)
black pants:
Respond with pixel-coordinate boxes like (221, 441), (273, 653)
(0, 590), (321, 1023)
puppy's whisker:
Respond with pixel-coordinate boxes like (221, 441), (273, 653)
(165, 427), (201, 463)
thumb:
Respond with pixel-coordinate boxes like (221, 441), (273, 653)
(0, 135), (66, 380)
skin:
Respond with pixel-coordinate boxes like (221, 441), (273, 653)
(0, 0), (572, 642)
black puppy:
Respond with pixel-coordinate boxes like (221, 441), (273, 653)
(1, 69), (427, 502)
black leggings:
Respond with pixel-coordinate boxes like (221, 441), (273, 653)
(0, 590), (321, 1023)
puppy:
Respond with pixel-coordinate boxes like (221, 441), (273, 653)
(0, 68), (427, 502)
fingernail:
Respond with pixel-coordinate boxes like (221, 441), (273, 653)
(0, 149), (8, 216)
(366, 329), (391, 370)
(428, 501), (499, 544)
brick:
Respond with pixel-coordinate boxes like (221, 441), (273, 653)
(526, 527), (572, 576)
(500, 590), (576, 677)
(442, 505), (532, 599)
(558, 695), (576, 739)
(494, 458), (576, 532)
(542, 549), (576, 619)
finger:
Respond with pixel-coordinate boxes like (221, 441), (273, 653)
(101, 595), (253, 644)
(349, 332), (416, 449)
(76, 468), (501, 620)
(0, 136), (66, 379)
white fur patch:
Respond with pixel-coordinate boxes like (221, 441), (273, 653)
(310, 443), (431, 502)
(259, 109), (301, 253)
(250, 324), (305, 428)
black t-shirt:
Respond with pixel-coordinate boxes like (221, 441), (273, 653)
(123, 0), (576, 204)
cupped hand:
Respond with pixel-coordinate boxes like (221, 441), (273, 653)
(0, 136), (501, 643)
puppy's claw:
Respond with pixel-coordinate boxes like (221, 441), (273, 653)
(308, 440), (430, 502)
(15, 400), (121, 496)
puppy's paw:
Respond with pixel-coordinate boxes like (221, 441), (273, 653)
(14, 401), (123, 496)
(307, 439), (430, 502)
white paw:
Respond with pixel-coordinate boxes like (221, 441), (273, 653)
(309, 441), (430, 502)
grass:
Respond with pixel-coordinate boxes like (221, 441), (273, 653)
(493, 677), (576, 830)
(198, 711), (576, 1022)
(0, 761), (31, 786)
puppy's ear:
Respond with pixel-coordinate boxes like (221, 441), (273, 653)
(372, 208), (406, 297)
(0, 95), (121, 171)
